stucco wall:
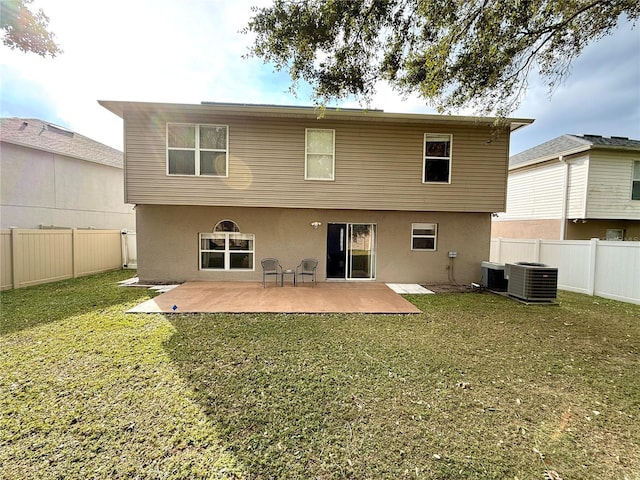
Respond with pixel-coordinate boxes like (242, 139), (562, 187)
(491, 219), (562, 240)
(491, 218), (640, 241)
(564, 219), (640, 241)
(0, 142), (135, 229)
(136, 205), (491, 285)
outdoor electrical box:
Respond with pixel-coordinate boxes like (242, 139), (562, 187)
(448, 251), (457, 258)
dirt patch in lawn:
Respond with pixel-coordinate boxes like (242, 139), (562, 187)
(424, 283), (476, 293)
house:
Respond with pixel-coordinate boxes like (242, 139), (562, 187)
(98, 101), (532, 284)
(492, 134), (640, 241)
(0, 118), (135, 230)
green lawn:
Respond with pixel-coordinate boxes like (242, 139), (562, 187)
(1, 271), (638, 479)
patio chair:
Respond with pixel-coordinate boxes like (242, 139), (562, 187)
(261, 258), (283, 287)
(296, 258), (318, 286)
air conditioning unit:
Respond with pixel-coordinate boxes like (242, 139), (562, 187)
(480, 261), (508, 291)
(505, 262), (558, 302)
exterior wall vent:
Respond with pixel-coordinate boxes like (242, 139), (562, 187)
(505, 262), (558, 302)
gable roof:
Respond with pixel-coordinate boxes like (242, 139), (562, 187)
(510, 134), (640, 169)
(98, 100), (534, 132)
(0, 117), (123, 169)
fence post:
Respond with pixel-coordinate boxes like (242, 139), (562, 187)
(72, 229), (79, 278)
(587, 238), (598, 296)
(121, 230), (127, 268)
(496, 237), (502, 264)
(10, 228), (19, 289)
(534, 239), (541, 263)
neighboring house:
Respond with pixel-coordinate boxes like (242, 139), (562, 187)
(99, 101), (532, 284)
(0, 118), (135, 230)
(492, 134), (640, 241)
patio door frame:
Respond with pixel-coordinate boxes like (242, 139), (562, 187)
(326, 222), (377, 280)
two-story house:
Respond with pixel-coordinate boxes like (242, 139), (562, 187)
(492, 134), (640, 241)
(99, 101), (532, 284)
(0, 117), (135, 230)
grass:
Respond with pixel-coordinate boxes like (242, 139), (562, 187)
(1, 271), (639, 479)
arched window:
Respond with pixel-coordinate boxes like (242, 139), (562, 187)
(214, 220), (240, 233)
(200, 220), (254, 271)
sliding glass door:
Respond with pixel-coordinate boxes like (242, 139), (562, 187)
(326, 223), (376, 280)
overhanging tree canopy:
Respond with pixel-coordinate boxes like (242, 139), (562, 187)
(1, 0), (61, 57)
(246, 0), (639, 116)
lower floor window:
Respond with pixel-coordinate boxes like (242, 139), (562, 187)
(411, 223), (437, 250)
(200, 232), (254, 270)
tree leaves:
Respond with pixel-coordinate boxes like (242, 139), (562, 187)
(0, 0), (62, 57)
(246, 0), (639, 116)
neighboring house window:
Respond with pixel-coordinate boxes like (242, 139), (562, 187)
(305, 128), (335, 180)
(200, 220), (254, 270)
(411, 223), (437, 251)
(167, 123), (228, 176)
(633, 160), (640, 200)
(605, 229), (625, 241)
(423, 134), (452, 183)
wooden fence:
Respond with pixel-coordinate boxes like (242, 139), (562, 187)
(490, 237), (640, 305)
(1, 229), (123, 290)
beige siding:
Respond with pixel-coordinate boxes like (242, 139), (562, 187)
(586, 152), (640, 219)
(123, 112), (510, 212)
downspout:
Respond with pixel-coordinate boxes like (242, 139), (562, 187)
(559, 155), (568, 240)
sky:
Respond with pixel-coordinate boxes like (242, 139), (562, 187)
(1, 0), (639, 155)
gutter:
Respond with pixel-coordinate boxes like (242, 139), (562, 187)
(559, 155), (568, 240)
(98, 100), (534, 131)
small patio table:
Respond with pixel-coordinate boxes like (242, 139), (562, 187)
(282, 269), (296, 286)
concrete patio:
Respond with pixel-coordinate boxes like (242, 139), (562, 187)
(126, 281), (427, 314)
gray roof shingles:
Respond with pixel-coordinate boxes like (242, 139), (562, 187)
(0, 117), (123, 169)
(510, 134), (640, 168)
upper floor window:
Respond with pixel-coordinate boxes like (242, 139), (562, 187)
(423, 134), (452, 183)
(411, 223), (437, 251)
(167, 123), (228, 177)
(632, 160), (640, 200)
(305, 128), (335, 180)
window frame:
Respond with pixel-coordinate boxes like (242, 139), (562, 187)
(167, 123), (229, 177)
(305, 128), (335, 181)
(411, 223), (438, 251)
(199, 232), (255, 271)
(632, 160), (640, 201)
(423, 133), (452, 184)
